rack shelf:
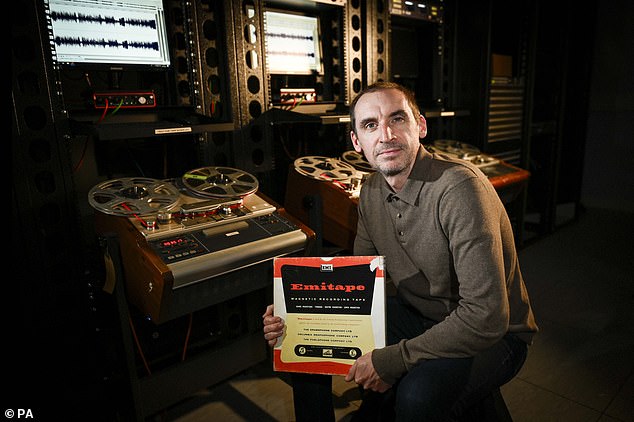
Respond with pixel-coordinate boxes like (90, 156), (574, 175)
(69, 108), (234, 140)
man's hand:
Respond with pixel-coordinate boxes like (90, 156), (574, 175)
(345, 351), (391, 392)
(262, 304), (284, 347)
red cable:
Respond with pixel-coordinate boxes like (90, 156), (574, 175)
(96, 98), (109, 124)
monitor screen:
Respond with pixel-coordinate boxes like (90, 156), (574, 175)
(44, 0), (171, 69)
(264, 10), (323, 75)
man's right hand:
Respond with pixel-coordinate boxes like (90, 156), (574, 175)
(262, 304), (285, 347)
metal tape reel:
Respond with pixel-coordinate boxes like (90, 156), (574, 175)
(341, 150), (374, 173)
(294, 156), (358, 181)
(88, 177), (181, 216)
(434, 139), (480, 155)
(181, 166), (259, 198)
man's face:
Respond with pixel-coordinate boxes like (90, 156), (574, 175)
(350, 88), (427, 178)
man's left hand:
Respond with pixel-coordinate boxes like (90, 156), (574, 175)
(345, 351), (391, 392)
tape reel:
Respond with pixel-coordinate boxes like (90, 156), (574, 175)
(88, 177), (181, 216)
(294, 156), (358, 181)
(181, 166), (259, 198)
(433, 139), (480, 156)
(341, 150), (374, 173)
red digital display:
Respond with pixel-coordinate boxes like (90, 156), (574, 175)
(162, 238), (185, 248)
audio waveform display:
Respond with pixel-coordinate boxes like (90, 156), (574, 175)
(268, 51), (316, 58)
(54, 36), (160, 52)
(266, 33), (314, 41)
(264, 10), (323, 75)
(50, 11), (158, 29)
(44, 0), (171, 68)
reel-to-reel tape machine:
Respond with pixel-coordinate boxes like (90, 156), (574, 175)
(91, 166), (313, 324)
(428, 140), (500, 168)
(427, 140), (531, 200)
(285, 143), (530, 252)
(292, 154), (370, 196)
(284, 153), (372, 253)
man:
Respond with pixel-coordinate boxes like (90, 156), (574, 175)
(263, 81), (538, 421)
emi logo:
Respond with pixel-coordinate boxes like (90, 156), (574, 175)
(320, 264), (334, 272)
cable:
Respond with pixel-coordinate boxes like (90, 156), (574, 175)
(72, 135), (90, 174)
(181, 313), (193, 361)
(291, 97), (304, 110)
(128, 316), (152, 376)
(96, 98), (109, 124)
(84, 72), (93, 88)
(111, 98), (124, 114)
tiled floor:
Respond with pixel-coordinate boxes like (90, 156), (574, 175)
(151, 206), (634, 422)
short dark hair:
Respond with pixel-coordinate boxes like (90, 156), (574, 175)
(349, 82), (421, 135)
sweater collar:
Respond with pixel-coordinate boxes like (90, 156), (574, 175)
(381, 145), (432, 206)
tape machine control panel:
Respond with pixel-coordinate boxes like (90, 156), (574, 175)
(148, 212), (302, 265)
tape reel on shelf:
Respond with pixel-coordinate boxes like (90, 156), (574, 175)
(181, 166), (259, 198)
(341, 150), (374, 173)
(293, 156), (359, 181)
(88, 177), (181, 216)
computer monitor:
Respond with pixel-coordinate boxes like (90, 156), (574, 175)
(264, 9), (323, 75)
(44, 0), (171, 70)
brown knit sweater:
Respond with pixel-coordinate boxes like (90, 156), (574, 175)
(354, 146), (538, 385)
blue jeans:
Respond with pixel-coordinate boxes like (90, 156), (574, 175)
(291, 296), (528, 422)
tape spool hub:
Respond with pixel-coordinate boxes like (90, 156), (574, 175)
(182, 166), (259, 198)
(88, 177), (181, 216)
